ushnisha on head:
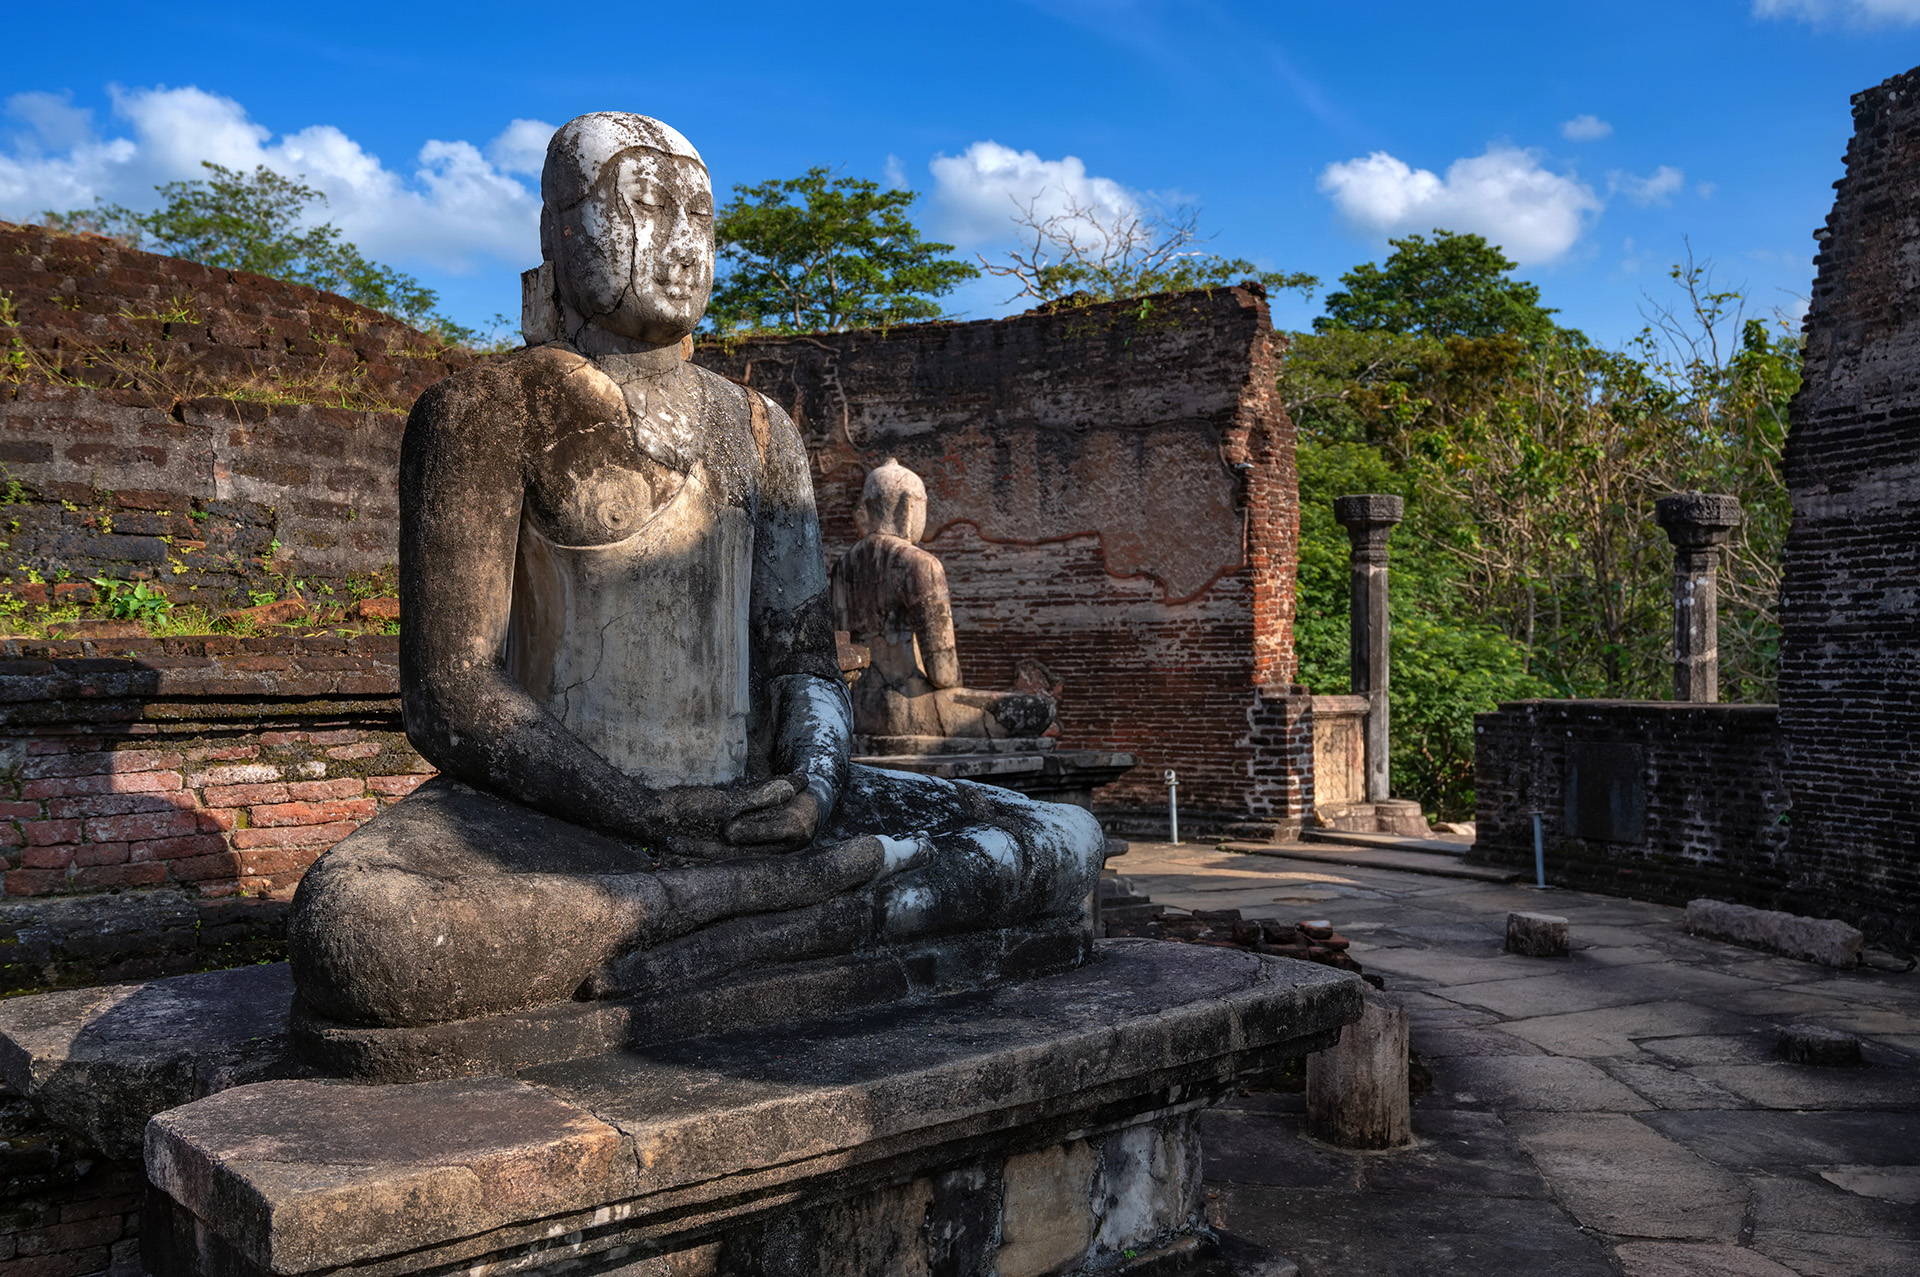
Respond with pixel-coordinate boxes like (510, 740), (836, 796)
(538, 113), (714, 348)
(857, 458), (928, 542)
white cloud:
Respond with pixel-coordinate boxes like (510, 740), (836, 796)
(485, 118), (555, 178)
(1561, 114), (1613, 141)
(882, 154), (909, 190)
(927, 140), (1143, 245)
(1754, 0), (1920, 22)
(1317, 146), (1602, 264)
(1611, 165), (1686, 206)
(5, 92), (96, 152)
(0, 84), (543, 275)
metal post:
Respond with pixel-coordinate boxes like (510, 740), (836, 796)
(1653, 493), (1743, 704)
(1333, 495), (1405, 803)
(1164, 769), (1180, 845)
(1531, 811), (1546, 889)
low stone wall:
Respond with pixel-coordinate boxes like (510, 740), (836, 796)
(0, 1092), (141, 1277)
(1472, 700), (1788, 909)
(0, 636), (428, 910)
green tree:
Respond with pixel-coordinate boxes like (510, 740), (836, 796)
(708, 168), (978, 333)
(1315, 230), (1560, 344)
(46, 163), (478, 342)
(984, 194), (1315, 306)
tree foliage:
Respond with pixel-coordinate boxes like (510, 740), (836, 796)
(1288, 248), (1797, 818)
(982, 193), (1316, 307)
(47, 163), (483, 342)
(1315, 230), (1560, 344)
(707, 168), (978, 334)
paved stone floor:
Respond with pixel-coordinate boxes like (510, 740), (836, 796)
(1114, 841), (1920, 1277)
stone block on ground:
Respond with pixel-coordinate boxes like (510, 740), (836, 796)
(1306, 987), (1410, 1148)
(1685, 898), (1863, 967)
(1775, 1023), (1864, 1067)
(1507, 910), (1571, 957)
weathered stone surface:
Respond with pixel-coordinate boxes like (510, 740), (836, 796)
(1685, 898), (1863, 967)
(0, 962), (298, 1159)
(1507, 910), (1571, 957)
(1777, 1022), (1863, 1066)
(1510, 1112), (1749, 1240)
(997, 1140), (1097, 1273)
(146, 1076), (634, 1274)
(145, 942), (1360, 1276)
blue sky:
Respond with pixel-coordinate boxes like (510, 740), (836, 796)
(3, 1), (1917, 347)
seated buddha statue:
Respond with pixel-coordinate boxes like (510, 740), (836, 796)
(286, 112), (1105, 1037)
(832, 458), (1056, 747)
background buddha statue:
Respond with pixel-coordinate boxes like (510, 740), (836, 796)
(832, 458), (1056, 744)
(285, 113), (1105, 1041)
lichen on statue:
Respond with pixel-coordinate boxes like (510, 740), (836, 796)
(286, 112), (1105, 1036)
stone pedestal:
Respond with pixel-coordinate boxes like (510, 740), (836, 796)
(0, 945), (1358, 1277)
(125, 943), (1354, 1277)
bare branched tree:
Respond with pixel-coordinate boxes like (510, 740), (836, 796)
(981, 190), (1316, 306)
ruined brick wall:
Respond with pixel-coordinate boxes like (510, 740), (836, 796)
(0, 636), (430, 904)
(696, 287), (1310, 837)
(1472, 701), (1787, 906)
(1776, 67), (1920, 950)
(0, 223), (473, 606)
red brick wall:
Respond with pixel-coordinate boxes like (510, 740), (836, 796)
(697, 287), (1311, 837)
(0, 222), (474, 606)
(0, 637), (429, 900)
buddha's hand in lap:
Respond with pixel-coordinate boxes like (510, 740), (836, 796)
(656, 775), (808, 858)
(723, 783), (822, 853)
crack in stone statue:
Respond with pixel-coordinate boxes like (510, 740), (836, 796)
(833, 458), (1058, 747)
(285, 113), (1105, 1039)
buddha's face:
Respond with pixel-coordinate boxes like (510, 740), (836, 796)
(549, 146), (714, 345)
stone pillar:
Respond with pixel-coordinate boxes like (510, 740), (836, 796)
(1653, 493), (1743, 703)
(1333, 495), (1404, 804)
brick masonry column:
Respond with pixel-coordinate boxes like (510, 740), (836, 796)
(1333, 495), (1403, 804)
(1653, 493), (1742, 704)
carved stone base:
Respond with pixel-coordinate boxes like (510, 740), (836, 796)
(142, 943), (1358, 1277)
(1316, 799), (1429, 837)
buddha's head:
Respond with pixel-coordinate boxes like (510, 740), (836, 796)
(857, 458), (928, 542)
(540, 113), (714, 346)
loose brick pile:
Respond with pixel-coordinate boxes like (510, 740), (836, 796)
(0, 221), (474, 605)
(1099, 874), (1377, 986)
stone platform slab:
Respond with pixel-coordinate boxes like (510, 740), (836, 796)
(143, 941), (1359, 1277)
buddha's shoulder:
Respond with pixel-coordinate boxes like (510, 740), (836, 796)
(410, 345), (625, 428)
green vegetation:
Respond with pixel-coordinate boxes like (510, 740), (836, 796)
(45, 163), (485, 343)
(1288, 234), (1796, 818)
(708, 168), (979, 334)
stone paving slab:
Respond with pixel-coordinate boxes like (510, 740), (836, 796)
(1115, 841), (1920, 1276)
